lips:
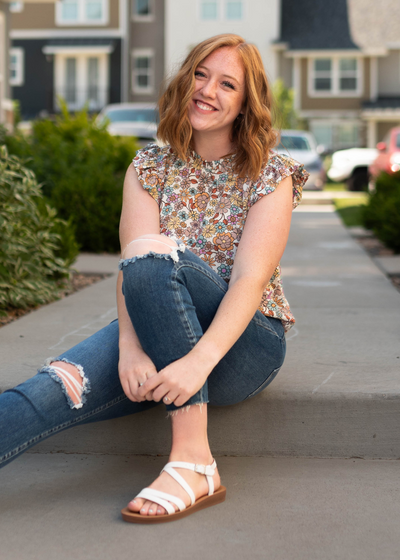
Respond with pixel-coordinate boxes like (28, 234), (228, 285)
(194, 99), (217, 111)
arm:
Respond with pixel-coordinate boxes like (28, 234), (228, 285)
(117, 164), (160, 402)
(139, 175), (294, 406)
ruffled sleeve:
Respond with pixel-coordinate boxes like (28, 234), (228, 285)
(248, 152), (310, 210)
(132, 143), (171, 206)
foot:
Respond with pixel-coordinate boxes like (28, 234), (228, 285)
(127, 455), (221, 517)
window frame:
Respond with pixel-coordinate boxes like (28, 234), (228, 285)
(55, 0), (109, 27)
(132, 0), (155, 22)
(131, 48), (154, 95)
(9, 2), (24, 13)
(308, 56), (363, 98)
(197, 0), (244, 21)
(9, 48), (24, 87)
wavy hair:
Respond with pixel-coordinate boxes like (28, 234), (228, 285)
(157, 34), (278, 181)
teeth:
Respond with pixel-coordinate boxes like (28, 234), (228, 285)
(196, 101), (214, 111)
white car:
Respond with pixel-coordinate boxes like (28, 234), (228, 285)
(274, 130), (326, 190)
(328, 148), (378, 191)
(97, 103), (158, 140)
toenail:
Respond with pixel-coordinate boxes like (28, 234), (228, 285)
(141, 508), (145, 512)
(157, 509), (162, 513)
(149, 509), (153, 513)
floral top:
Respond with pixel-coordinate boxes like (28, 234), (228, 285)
(132, 143), (309, 331)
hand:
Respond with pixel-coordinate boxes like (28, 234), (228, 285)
(118, 344), (158, 402)
(137, 352), (214, 408)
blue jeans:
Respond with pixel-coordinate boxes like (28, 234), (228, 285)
(0, 246), (286, 469)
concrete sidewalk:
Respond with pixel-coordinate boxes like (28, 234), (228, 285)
(2, 208), (399, 459)
(1, 207), (400, 560)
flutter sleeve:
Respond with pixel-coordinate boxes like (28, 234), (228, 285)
(131, 142), (171, 206)
(248, 152), (310, 209)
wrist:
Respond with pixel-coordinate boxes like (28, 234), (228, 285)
(188, 341), (222, 370)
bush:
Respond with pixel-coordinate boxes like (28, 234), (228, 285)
(0, 146), (78, 314)
(5, 104), (139, 253)
(363, 172), (400, 253)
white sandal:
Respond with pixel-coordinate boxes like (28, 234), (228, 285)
(121, 460), (226, 524)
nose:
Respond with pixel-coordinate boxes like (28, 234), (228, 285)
(200, 78), (217, 99)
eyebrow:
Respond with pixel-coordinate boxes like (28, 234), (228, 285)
(197, 64), (241, 85)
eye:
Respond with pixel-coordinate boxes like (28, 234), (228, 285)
(195, 71), (206, 78)
(222, 80), (235, 90)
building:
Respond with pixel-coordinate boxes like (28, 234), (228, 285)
(0, 1), (12, 126)
(275, 0), (400, 150)
(9, 0), (128, 119)
(165, 0), (280, 83)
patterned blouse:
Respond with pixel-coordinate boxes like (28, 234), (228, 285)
(132, 143), (309, 331)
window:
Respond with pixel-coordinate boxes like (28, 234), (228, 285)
(226, 0), (242, 20)
(133, 0), (153, 20)
(56, 0), (108, 25)
(200, 0), (218, 20)
(132, 50), (154, 94)
(310, 121), (360, 150)
(9, 48), (24, 86)
(309, 57), (362, 97)
(9, 2), (24, 13)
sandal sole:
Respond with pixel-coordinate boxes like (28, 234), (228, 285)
(121, 485), (227, 524)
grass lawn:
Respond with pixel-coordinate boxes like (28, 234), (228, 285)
(323, 182), (346, 191)
(333, 195), (368, 227)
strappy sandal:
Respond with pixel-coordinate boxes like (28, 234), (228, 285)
(121, 459), (226, 524)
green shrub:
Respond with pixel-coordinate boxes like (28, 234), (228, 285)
(363, 172), (400, 253)
(5, 103), (139, 253)
(0, 146), (78, 314)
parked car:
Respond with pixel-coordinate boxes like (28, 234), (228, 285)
(97, 103), (158, 140)
(369, 126), (400, 185)
(274, 130), (325, 190)
(327, 148), (378, 191)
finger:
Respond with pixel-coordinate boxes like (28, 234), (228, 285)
(138, 374), (163, 398)
(173, 394), (190, 408)
(128, 378), (144, 402)
(152, 383), (171, 403)
(162, 391), (178, 406)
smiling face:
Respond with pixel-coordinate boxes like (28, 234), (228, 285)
(188, 47), (246, 143)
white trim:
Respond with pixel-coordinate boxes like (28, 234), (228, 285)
(293, 57), (300, 111)
(9, 2), (24, 13)
(11, 29), (122, 39)
(285, 49), (361, 58)
(367, 120), (377, 148)
(54, 51), (109, 110)
(120, 0), (129, 102)
(370, 57), (378, 102)
(131, 48), (154, 95)
(300, 109), (361, 118)
(55, 0), (109, 27)
(9, 47), (24, 86)
(362, 109), (400, 120)
(43, 45), (113, 54)
(132, 0), (155, 22)
(308, 56), (363, 98)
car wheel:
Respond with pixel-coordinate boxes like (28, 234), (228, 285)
(347, 168), (368, 191)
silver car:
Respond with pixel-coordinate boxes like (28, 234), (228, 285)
(274, 130), (326, 190)
(97, 103), (158, 140)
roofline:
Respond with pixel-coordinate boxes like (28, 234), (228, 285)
(284, 49), (362, 58)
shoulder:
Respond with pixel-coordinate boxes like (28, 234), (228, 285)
(132, 142), (173, 172)
(250, 151), (310, 209)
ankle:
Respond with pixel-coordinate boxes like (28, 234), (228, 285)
(169, 448), (214, 466)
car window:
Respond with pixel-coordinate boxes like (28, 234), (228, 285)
(277, 135), (311, 151)
(396, 134), (400, 149)
(104, 109), (158, 123)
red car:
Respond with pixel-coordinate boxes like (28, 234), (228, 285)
(369, 126), (400, 183)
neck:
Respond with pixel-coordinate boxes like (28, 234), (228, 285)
(192, 129), (234, 162)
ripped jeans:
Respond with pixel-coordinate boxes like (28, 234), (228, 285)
(0, 244), (286, 469)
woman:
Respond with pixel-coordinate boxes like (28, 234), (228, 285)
(0, 34), (308, 523)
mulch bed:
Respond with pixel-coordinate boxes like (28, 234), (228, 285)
(0, 273), (110, 328)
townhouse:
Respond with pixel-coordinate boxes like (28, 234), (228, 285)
(275, 0), (400, 150)
(9, 0), (128, 119)
(0, 1), (12, 126)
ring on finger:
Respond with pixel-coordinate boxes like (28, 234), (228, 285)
(164, 396), (171, 403)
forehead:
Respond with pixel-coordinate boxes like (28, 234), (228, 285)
(199, 47), (245, 82)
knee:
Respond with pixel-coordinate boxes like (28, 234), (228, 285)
(123, 234), (178, 260)
(41, 359), (90, 410)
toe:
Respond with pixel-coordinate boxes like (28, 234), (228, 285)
(139, 500), (152, 515)
(148, 502), (158, 516)
(156, 505), (167, 515)
(128, 497), (144, 512)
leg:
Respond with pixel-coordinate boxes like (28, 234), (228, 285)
(119, 235), (285, 517)
(0, 320), (158, 469)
